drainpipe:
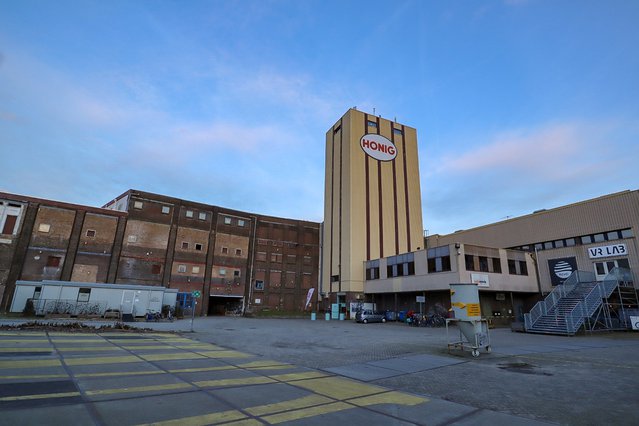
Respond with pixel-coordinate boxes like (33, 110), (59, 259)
(245, 215), (257, 315)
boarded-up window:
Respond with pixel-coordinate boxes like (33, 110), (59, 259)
(256, 252), (267, 262)
(151, 264), (161, 274)
(285, 271), (296, 288)
(2, 215), (17, 234)
(269, 270), (281, 287)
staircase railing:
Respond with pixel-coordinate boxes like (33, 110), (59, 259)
(565, 301), (587, 334)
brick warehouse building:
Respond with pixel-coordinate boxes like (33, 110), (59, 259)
(0, 190), (320, 316)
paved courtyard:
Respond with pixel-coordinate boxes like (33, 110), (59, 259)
(1, 316), (638, 425)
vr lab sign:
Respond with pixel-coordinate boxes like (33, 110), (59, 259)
(588, 243), (627, 259)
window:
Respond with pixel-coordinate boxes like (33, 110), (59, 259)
(133, 201), (143, 209)
(303, 256), (312, 265)
(534, 243), (543, 250)
(544, 242), (553, 250)
(128, 235), (137, 243)
(507, 259), (528, 276)
(185, 210), (194, 218)
(367, 120), (377, 128)
(1, 214), (18, 234)
(465, 254), (476, 271)
(554, 239), (564, 248)
(198, 212), (206, 220)
(38, 223), (51, 233)
(621, 229), (633, 239)
(508, 259), (517, 275)
(86, 229), (96, 237)
(607, 231), (620, 241)
(255, 280), (265, 290)
(581, 235), (593, 244)
(238, 219), (245, 227)
(182, 242), (189, 250)
(331, 275), (339, 282)
(219, 268), (226, 276)
(235, 248), (242, 256)
(271, 253), (282, 262)
(234, 270), (241, 277)
(593, 233), (605, 243)
(221, 247), (228, 254)
(387, 253), (415, 277)
(177, 264), (187, 273)
(393, 128), (403, 135)
(519, 261), (528, 275)
(427, 246), (451, 273)
(151, 264), (161, 274)
(46, 256), (61, 267)
(224, 217), (232, 225)
(161, 206), (170, 214)
(192, 266), (200, 274)
(565, 238), (576, 247)
(195, 243), (203, 251)
(479, 256), (489, 272)
(366, 260), (380, 280)
(77, 288), (91, 302)
(256, 252), (267, 262)
(286, 255), (296, 264)
(492, 258), (502, 273)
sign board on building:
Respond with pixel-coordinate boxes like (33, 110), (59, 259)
(548, 257), (578, 286)
(471, 273), (489, 288)
(588, 244), (627, 259)
(416, 296), (425, 303)
(360, 134), (397, 162)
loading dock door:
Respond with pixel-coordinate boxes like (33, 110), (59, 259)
(208, 295), (243, 316)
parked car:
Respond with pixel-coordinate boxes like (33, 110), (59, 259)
(356, 310), (386, 323)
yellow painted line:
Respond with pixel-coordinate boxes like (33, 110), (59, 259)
(223, 420), (263, 426)
(238, 360), (292, 369)
(246, 394), (334, 416)
(198, 350), (249, 359)
(195, 376), (276, 388)
(75, 370), (164, 378)
(0, 339), (50, 343)
(0, 332), (47, 336)
(0, 359), (61, 369)
(64, 355), (141, 366)
(269, 371), (328, 382)
(136, 409), (246, 426)
(58, 347), (122, 352)
(173, 344), (223, 350)
(120, 345), (177, 350)
(292, 377), (387, 400)
(262, 402), (352, 424)
(0, 391), (80, 402)
(0, 347), (53, 353)
(139, 353), (206, 362)
(168, 365), (237, 374)
(51, 339), (106, 343)
(85, 382), (193, 396)
(245, 365), (291, 371)
(349, 391), (428, 407)
(0, 373), (69, 380)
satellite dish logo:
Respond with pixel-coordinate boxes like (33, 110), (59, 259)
(553, 260), (573, 279)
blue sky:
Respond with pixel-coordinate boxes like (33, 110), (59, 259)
(1, 0), (638, 235)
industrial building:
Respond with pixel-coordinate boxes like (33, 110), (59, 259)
(1, 190), (320, 316)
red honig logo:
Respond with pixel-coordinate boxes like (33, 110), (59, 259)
(360, 134), (397, 161)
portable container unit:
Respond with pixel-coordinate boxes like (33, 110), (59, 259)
(447, 283), (491, 357)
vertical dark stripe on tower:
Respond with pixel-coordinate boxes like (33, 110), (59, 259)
(391, 126), (399, 255)
(364, 114), (370, 261)
(329, 122), (337, 293)
(401, 124), (411, 252)
(338, 120), (343, 293)
(376, 116), (383, 258)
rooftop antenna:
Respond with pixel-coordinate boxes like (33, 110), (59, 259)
(394, 117), (397, 122)
(373, 107), (376, 115)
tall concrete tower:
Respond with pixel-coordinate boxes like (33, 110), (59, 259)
(322, 108), (424, 307)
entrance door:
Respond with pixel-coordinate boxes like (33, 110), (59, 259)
(594, 258), (630, 281)
(121, 290), (135, 314)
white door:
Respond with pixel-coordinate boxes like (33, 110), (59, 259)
(594, 258), (630, 281)
(121, 290), (135, 314)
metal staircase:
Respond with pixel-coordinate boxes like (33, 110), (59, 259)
(524, 269), (633, 335)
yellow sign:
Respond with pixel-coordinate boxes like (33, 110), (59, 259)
(451, 302), (466, 309)
(466, 303), (481, 317)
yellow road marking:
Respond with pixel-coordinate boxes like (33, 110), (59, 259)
(168, 365), (237, 374)
(136, 409), (246, 426)
(173, 344), (223, 350)
(0, 347), (53, 353)
(0, 373), (69, 380)
(140, 353), (206, 361)
(64, 355), (141, 366)
(195, 376), (276, 388)
(0, 359), (61, 369)
(292, 377), (387, 400)
(0, 391), (80, 402)
(58, 347), (122, 352)
(238, 360), (291, 369)
(244, 365), (291, 371)
(269, 371), (328, 382)
(246, 394), (334, 416)
(51, 339), (106, 343)
(223, 420), (263, 426)
(75, 370), (164, 378)
(262, 402), (352, 424)
(349, 391), (428, 407)
(85, 382), (193, 396)
(0, 339), (50, 343)
(198, 350), (249, 359)
(0, 332), (46, 336)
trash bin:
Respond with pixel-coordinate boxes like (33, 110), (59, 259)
(398, 311), (406, 322)
(311, 312), (316, 321)
(385, 311), (397, 321)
